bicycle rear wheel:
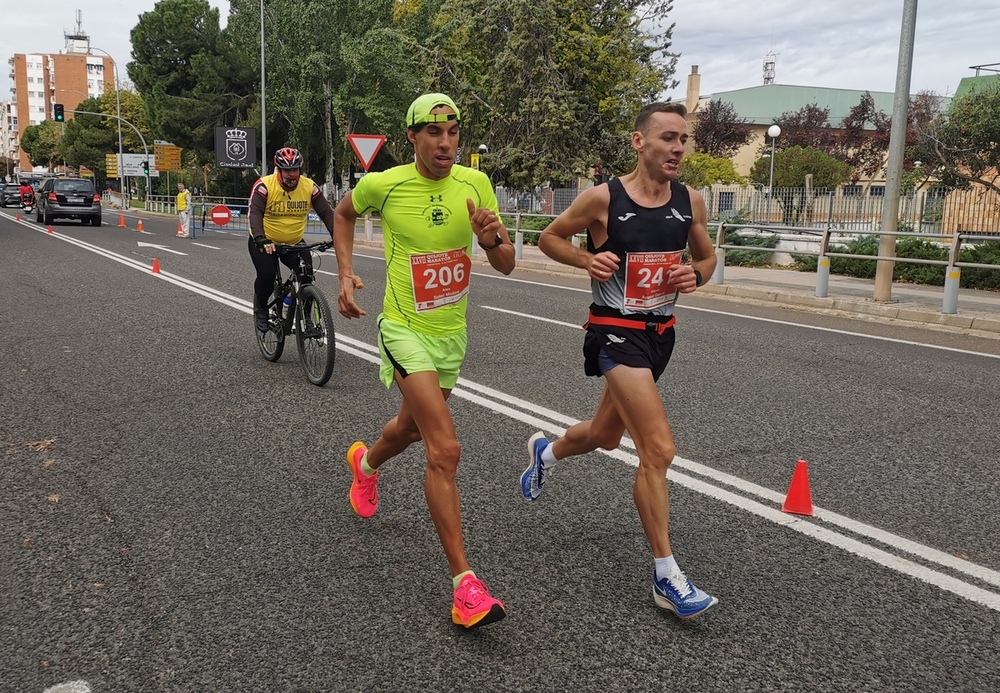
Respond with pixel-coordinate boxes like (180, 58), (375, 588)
(255, 283), (286, 362)
(295, 284), (336, 385)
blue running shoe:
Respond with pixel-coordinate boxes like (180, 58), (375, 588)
(521, 431), (549, 501)
(652, 569), (718, 619)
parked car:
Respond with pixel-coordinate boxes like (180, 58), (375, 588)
(0, 183), (22, 207)
(36, 178), (102, 226)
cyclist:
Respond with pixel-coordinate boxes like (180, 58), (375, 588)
(333, 93), (515, 629)
(249, 147), (337, 332)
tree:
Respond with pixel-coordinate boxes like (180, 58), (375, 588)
(749, 146), (851, 225)
(678, 152), (745, 189)
(836, 91), (891, 182)
(225, 0), (418, 191)
(910, 84), (1000, 195)
(60, 98), (116, 178)
(771, 104), (838, 154)
(19, 121), (62, 171)
(426, 0), (678, 190)
(129, 0), (249, 159)
(692, 100), (752, 158)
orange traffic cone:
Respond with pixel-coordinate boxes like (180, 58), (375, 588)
(152, 258), (161, 274)
(781, 460), (814, 516)
(118, 214), (126, 227)
(15, 213), (20, 221)
(137, 218), (144, 232)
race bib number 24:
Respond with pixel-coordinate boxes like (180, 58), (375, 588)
(410, 248), (472, 313)
(623, 250), (684, 310)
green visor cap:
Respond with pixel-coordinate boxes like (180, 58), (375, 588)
(406, 93), (461, 128)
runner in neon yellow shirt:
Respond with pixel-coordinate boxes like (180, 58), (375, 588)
(333, 93), (515, 629)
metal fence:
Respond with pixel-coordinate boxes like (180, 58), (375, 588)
(710, 221), (1000, 314)
(492, 183), (1000, 236)
(699, 185), (1000, 235)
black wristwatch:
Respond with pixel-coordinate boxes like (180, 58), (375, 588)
(479, 232), (503, 251)
(693, 269), (703, 287)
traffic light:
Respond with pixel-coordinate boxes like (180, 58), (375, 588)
(53, 104), (65, 122)
(141, 160), (150, 175)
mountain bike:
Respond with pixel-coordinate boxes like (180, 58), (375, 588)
(254, 240), (336, 386)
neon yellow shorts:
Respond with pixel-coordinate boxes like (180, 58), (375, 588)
(376, 314), (467, 390)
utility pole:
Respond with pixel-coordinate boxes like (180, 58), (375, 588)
(874, 0), (918, 302)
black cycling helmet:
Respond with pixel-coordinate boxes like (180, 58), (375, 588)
(274, 147), (304, 191)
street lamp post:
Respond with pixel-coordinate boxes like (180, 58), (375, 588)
(766, 124), (781, 194)
(88, 46), (123, 197)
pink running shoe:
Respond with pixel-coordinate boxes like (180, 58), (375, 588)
(451, 574), (506, 629)
(346, 441), (378, 518)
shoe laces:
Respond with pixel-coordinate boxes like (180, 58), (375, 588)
(666, 571), (693, 599)
(458, 576), (489, 606)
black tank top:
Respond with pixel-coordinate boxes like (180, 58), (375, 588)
(587, 178), (693, 318)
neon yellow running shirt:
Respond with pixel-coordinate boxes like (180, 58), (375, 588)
(351, 162), (499, 336)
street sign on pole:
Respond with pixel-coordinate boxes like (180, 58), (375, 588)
(154, 144), (182, 172)
(121, 153), (159, 177)
(347, 134), (386, 172)
(105, 153), (119, 178)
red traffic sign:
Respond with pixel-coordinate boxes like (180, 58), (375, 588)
(210, 204), (232, 226)
(347, 134), (386, 172)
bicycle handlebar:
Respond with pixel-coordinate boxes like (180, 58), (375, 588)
(259, 239), (334, 253)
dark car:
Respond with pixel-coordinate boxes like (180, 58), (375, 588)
(0, 183), (22, 207)
(36, 177), (102, 226)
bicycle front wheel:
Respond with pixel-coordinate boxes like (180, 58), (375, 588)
(295, 284), (336, 386)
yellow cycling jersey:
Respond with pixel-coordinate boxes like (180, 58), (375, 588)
(254, 173), (317, 243)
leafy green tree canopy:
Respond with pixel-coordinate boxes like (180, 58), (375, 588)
(911, 83), (1000, 194)
(128, 0), (244, 156)
(750, 145), (851, 190)
(19, 121), (62, 170)
(678, 151), (745, 189)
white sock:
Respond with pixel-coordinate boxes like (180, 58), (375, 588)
(541, 442), (558, 468)
(654, 555), (680, 580)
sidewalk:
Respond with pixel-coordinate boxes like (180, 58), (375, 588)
(353, 232), (1000, 336)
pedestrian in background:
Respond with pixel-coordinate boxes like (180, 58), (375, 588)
(176, 182), (192, 238)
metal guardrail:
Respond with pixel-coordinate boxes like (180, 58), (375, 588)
(710, 221), (1000, 314)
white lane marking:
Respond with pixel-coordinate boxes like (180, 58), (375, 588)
(192, 242), (221, 249)
(43, 682), (92, 693)
(136, 241), (188, 256)
(684, 304), (1000, 358)
(24, 223), (1000, 610)
(333, 332), (1000, 607)
(482, 305), (1000, 360)
(317, 269), (339, 277)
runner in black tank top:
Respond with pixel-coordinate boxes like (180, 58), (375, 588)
(519, 102), (721, 620)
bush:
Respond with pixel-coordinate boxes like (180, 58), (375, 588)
(959, 241), (1000, 290)
(795, 235), (945, 281)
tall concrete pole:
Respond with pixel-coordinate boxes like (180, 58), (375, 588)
(260, 0), (267, 176)
(874, 0), (918, 302)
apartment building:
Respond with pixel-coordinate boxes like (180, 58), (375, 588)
(0, 101), (17, 180)
(7, 16), (113, 172)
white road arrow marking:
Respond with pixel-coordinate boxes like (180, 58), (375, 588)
(137, 241), (187, 256)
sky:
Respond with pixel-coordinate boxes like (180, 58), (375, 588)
(2, 1), (998, 100)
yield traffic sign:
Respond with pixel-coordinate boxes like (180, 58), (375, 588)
(347, 134), (386, 172)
